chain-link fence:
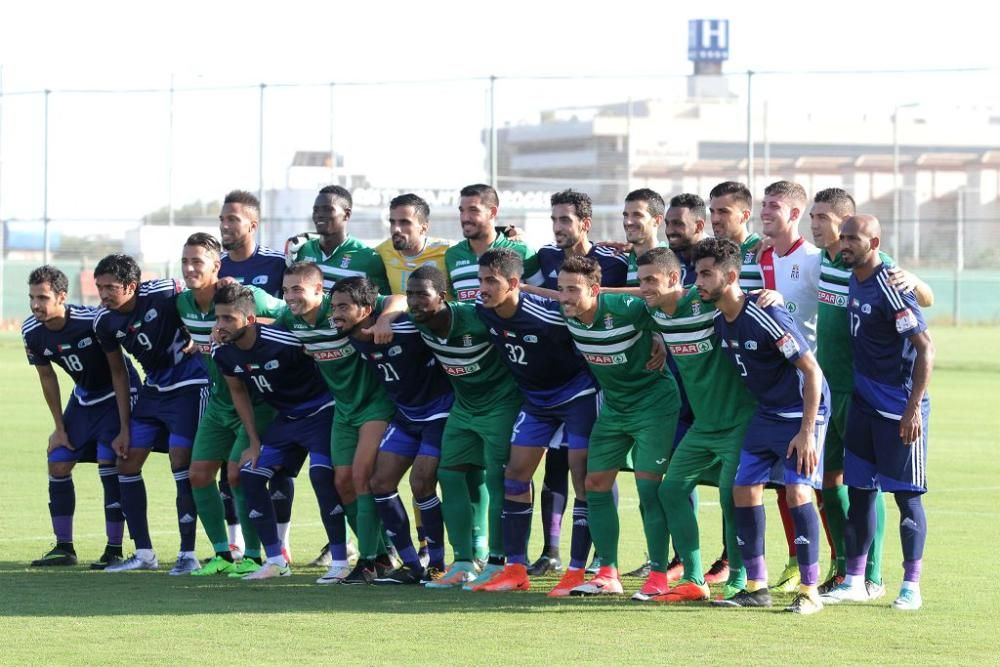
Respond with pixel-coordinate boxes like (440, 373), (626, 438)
(3, 69), (999, 323)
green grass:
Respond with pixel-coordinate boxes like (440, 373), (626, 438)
(2, 327), (999, 665)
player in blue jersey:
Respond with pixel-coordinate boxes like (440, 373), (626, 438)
(212, 283), (344, 580)
(23, 266), (141, 569)
(665, 193), (709, 288)
(216, 189), (299, 564)
(694, 238), (829, 615)
(92, 254), (210, 574)
(821, 215), (934, 611)
(218, 189), (287, 297)
(528, 189), (626, 576)
(328, 277), (453, 585)
(472, 248), (600, 595)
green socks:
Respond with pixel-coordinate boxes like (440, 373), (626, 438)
(439, 468), (476, 561)
(231, 484), (261, 559)
(867, 490), (886, 584)
(636, 477), (669, 573)
(587, 489), (618, 569)
(660, 478), (703, 584)
(466, 469), (488, 561)
(822, 484), (850, 576)
(192, 482), (229, 554)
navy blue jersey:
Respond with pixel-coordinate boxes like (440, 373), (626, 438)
(22, 304), (140, 405)
(538, 244), (628, 289)
(848, 263), (929, 419)
(678, 253), (696, 288)
(213, 324), (333, 419)
(476, 292), (597, 409)
(219, 244), (287, 298)
(349, 311), (454, 422)
(93, 279), (208, 392)
(715, 295), (828, 421)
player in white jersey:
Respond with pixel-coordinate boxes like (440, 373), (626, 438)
(757, 181), (822, 352)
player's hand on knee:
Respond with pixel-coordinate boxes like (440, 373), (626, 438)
(112, 433), (130, 460)
(787, 430), (817, 477)
(47, 429), (74, 454)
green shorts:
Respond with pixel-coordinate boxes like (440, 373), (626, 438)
(193, 399), (276, 463)
(588, 405), (677, 475)
(331, 400), (395, 467)
(666, 421), (749, 490)
(824, 390), (850, 472)
(440, 400), (519, 469)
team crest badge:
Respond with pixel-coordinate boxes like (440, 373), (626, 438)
(340, 255), (353, 268)
(388, 345), (402, 357)
(252, 275), (268, 286)
(144, 308), (158, 322)
(264, 360), (280, 370)
(691, 301), (702, 316)
(791, 264), (800, 280)
(461, 334), (473, 347)
(603, 314), (615, 329)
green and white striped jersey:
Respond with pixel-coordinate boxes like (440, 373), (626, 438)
(626, 242), (668, 287)
(563, 293), (679, 414)
(411, 301), (519, 414)
(739, 232), (764, 292)
(291, 235), (390, 295)
(648, 287), (756, 431)
(444, 237), (542, 302)
(275, 293), (388, 416)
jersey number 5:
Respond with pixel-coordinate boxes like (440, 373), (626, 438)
(733, 353), (748, 377)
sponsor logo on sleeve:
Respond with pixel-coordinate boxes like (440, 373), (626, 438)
(777, 333), (800, 359)
(895, 308), (918, 333)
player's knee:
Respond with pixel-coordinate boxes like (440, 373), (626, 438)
(503, 478), (531, 498)
(226, 466), (241, 489)
(48, 462), (74, 477)
(584, 473), (612, 494)
(168, 448), (192, 469)
(188, 464), (215, 489)
(659, 478), (688, 505)
(409, 473), (435, 499)
(785, 484), (812, 507)
(369, 470), (394, 496)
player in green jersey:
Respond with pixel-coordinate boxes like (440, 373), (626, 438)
(636, 246), (758, 602)
(285, 185), (390, 294)
(406, 264), (522, 590)
(809, 188), (934, 597)
(558, 256), (680, 597)
(278, 262), (402, 584)
(709, 181), (764, 292)
(445, 183), (543, 302)
(178, 233), (285, 578)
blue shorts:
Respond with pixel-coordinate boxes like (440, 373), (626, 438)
(48, 396), (121, 463)
(130, 384), (209, 449)
(512, 391), (599, 451)
(844, 394), (929, 493)
(254, 405), (334, 475)
(734, 411), (826, 489)
(379, 415), (446, 459)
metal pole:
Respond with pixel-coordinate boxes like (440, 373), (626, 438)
(329, 82), (336, 184)
(953, 188), (963, 325)
(762, 100), (770, 183)
(892, 107), (900, 257)
(258, 82), (266, 211)
(912, 187), (920, 263)
(166, 75), (175, 279)
(625, 96), (633, 195)
(43, 89), (50, 266)
(489, 75), (497, 188)
(746, 70), (754, 194)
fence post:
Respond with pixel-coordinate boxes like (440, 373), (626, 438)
(746, 70), (754, 196)
(43, 89), (50, 266)
(953, 187), (963, 325)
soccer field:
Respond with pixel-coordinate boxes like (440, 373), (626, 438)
(1, 327), (998, 665)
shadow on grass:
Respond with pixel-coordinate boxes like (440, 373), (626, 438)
(0, 562), (720, 617)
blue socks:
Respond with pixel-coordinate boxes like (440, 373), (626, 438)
(173, 467), (197, 552)
(735, 505), (767, 583)
(48, 474), (74, 545)
(118, 472), (152, 549)
(896, 492), (926, 582)
(374, 490), (421, 570)
(415, 494), (445, 569)
(98, 464), (124, 547)
(240, 466), (282, 559)
(308, 464), (347, 563)
(569, 499), (591, 570)
(789, 501), (820, 587)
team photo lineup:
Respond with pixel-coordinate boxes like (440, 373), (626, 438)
(22, 179), (936, 615)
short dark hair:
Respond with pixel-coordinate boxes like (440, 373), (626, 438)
(635, 246), (681, 275)
(479, 247), (523, 280)
(390, 193), (430, 222)
(551, 189), (593, 220)
(691, 237), (741, 275)
(223, 190), (261, 222)
(460, 184), (499, 208)
(94, 254), (141, 286)
(763, 180), (808, 207)
(331, 276), (378, 308)
(283, 261), (324, 283)
(213, 282), (256, 316)
(813, 187), (857, 218)
(28, 265), (69, 294)
(709, 181), (753, 209)
(408, 264), (447, 294)
(669, 193), (706, 220)
(625, 188), (665, 218)
(185, 232), (222, 256)
(558, 255), (601, 287)
(318, 185), (353, 209)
